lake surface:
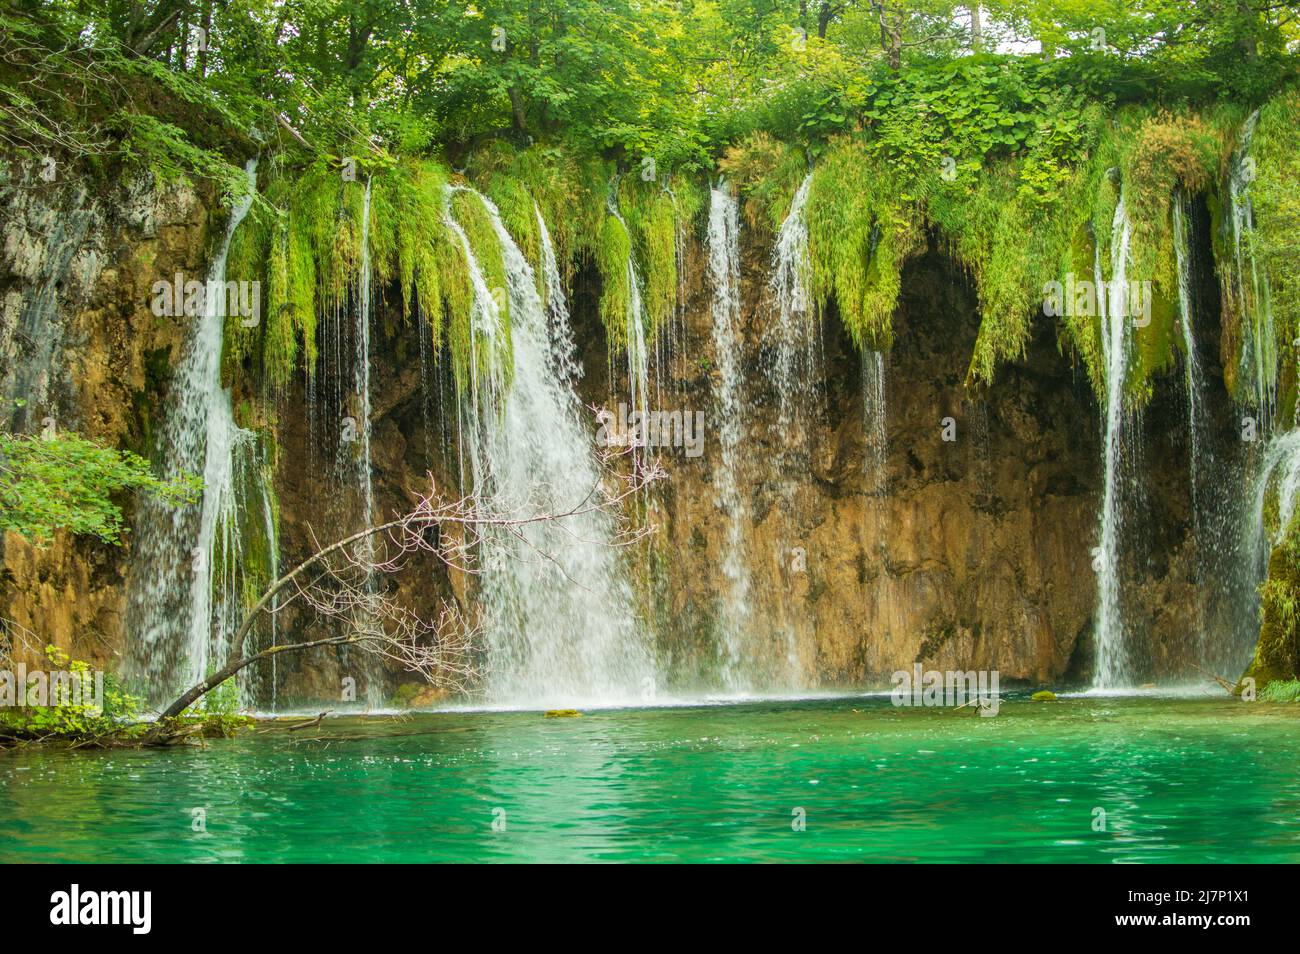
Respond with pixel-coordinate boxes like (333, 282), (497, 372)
(1, 693), (1297, 862)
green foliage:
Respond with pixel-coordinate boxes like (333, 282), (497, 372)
(1245, 86), (1300, 425)
(1248, 513), (1300, 689)
(228, 157), (454, 392)
(1258, 679), (1300, 703)
(1114, 111), (1221, 401)
(719, 133), (808, 233)
(0, 645), (144, 741)
(0, 432), (199, 545)
(596, 210), (634, 348)
(929, 162), (1069, 385)
(807, 138), (924, 350)
(621, 179), (679, 334)
(0, 10), (252, 191)
(9, 1), (1300, 415)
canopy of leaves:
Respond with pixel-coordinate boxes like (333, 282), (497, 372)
(0, 432), (200, 545)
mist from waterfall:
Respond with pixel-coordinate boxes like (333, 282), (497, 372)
(126, 159), (276, 706)
(447, 187), (655, 708)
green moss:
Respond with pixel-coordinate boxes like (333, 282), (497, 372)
(1246, 86), (1300, 427)
(1114, 112), (1219, 401)
(719, 132), (808, 233)
(622, 179), (679, 334)
(223, 158), (456, 393)
(470, 143), (608, 286)
(1258, 679), (1300, 702)
(595, 210), (633, 348)
(446, 188), (513, 391)
(929, 162), (1076, 386)
(370, 158), (449, 334)
(807, 138), (923, 351)
(1245, 513), (1300, 690)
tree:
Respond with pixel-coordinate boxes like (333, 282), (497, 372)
(156, 449), (662, 721)
(0, 431), (199, 545)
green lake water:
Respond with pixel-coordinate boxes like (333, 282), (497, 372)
(1, 693), (1297, 863)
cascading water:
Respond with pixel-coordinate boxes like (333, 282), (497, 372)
(1174, 197), (1205, 490)
(341, 178), (382, 707)
(760, 172), (820, 688)
(1226, 110), (1278, 432)
(861, 350), (888, 497)
(768, 173), (818, 432)
(447, 187), (655, 708)
(706, 185), (756, 689)
(352, 178), (377, 547)
(127, 159), (277, 706)
(536, 203), (580, 387)
(1253, 431), (1300, 548)
(1092, 193), (1134, 689)
(608, 203), (652, 433)
(1173, 195), (1259, 676)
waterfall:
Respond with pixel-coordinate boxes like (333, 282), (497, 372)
(344, 178), (382, 707)
(768, 173), (818, 431)
(352, 178), (377, 543)
(1250, 431), (1300, 551)
(1174, 197), (1204, 492)
(1173, 195), (1258, 676)
(706, 185), (755, 689)
(1226, 110), (1278, 431)
(1092, 193), (1134, 689)
(127, 159), (276, 706)
(1242, 430), (1300, 655)
(447, 187), (655, 708)
(861, 350), (888, 497)
(608, 204), (651, 432)
(536, 202), (581, 387)
(1174, 194), (1211, 661)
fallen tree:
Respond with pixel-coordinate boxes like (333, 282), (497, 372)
(154, 448), (662, 726)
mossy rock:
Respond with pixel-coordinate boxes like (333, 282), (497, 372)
(1031, 690), (1057, 702)
(544, 709), (582, 718)
(389, 683), (449, 709)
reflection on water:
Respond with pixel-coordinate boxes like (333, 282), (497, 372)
(1, 695), (1297, 862)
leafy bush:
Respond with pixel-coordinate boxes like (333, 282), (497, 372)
(0, 645), (144, 741)
(0, 432), (199, 545)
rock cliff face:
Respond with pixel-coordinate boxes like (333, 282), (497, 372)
(0, 165), (215, 672)
(0, 173), (1243, 698)
(620, 236), (1105, 689)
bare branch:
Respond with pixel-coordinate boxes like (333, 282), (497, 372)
(156, 447), (662, 721)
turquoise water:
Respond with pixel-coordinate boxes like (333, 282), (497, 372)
(1, 694), (1297, 862)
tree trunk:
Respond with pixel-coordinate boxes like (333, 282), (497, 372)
(156, 514), (426, 720)
(198, 0), (213, 77)
(1236, 0), (1258, 60)
(969, 5), (983, 53)
(817, 2), (835, 39)
(870, 1), (902, 71)
(508, 86), (528, 138)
